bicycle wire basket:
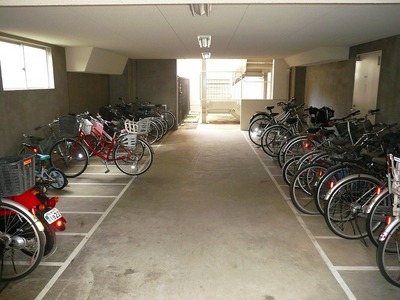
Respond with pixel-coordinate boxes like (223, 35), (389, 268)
(59, 115), (79, 138)
(137, 117), (152, 135)
(0, 154), (36, 197)
(80, 118), (93, 135)
(122, 134), (138, 148)
(124, 120), (138, 133)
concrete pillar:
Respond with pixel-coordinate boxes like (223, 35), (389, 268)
(201, 59), (207, 123)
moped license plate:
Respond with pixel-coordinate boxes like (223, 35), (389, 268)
(44, 208), (62, 224)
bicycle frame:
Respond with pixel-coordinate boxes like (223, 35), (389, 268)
(77, 127), (122, 162)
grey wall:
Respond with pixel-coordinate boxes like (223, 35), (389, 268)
(136, 59), (177, 124)
(67, 72), (110, 115)
(110, 59), (137, 105)
(0, 33), (113, 157)
(304, 60), (355, 118)
(109, 59), (178, 128)
(350, 35), (400, 124)
(0, 36), (70, 157)
(303, 34), (400, 123)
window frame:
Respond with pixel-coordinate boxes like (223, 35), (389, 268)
(0, 37), (55, 91)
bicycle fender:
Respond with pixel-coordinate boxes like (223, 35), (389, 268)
(364, 187), (389, 214)
(0, 198), (44, 231)
(324, 173), (383, 201)
(378, 217), (400, 242)
(249, 112), (269, 124)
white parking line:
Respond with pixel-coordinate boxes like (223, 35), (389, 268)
(35, 176), (136, 300)
(243, 132), (357, 300)
(47, 195), (117, 198)
(335, 266), (379, 271)
(315, 236), (343, 239)
(61, 211), (104, 214)
(56, 232), (87, 236)
(35, 136), (166, 299)
(67, 183), (127, 186)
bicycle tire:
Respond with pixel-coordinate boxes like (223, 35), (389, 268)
(49, 138), (89, 178)
(48, 168), (68, 189)
(277, 134), (301, 168)
(289, 163), (327, 215)
(146, 120), (160, 144)
(248, 116), (272, 146)
(156, 116), (168, 135)
(324, 174), (382, 239)
(113, 138), (153, 176)
(261, 124), (292, 157)
(376, 221), (400, 287)
(282, 156), (301, 186)
(0, 200), (45, 281)
(366, 189), (393, 248)
(36, 214), (58, 257)
(164, 111), (177, 131)
(281, 135), (319, 168)
(314, 164), (354, 215)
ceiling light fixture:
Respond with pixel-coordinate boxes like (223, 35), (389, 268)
(198, 35), (211, 48)
(202, 52), (211, 59)
(190, 4), (212, 16)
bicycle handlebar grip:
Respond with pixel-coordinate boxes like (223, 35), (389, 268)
(368, 109), (380, 114)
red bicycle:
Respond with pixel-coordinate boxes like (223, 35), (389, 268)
(49, 113), (154, 177)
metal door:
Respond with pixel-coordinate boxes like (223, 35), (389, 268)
(352, 50), (382, 124)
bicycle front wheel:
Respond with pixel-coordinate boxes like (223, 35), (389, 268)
(113, 137), (153, 176)
(0, 200), (45, 281)
(49, 138), (89, 178)
(377, 221), (400, 287)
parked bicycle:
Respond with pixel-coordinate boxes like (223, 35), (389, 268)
(0, 155), (46, 281)
(49, 113), (154, 177)
(376, 153), (400, 288)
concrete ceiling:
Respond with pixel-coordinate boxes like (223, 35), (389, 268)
(1, 1), (400, 61)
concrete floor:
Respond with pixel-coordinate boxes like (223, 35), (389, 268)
(1, 121), (400, 299)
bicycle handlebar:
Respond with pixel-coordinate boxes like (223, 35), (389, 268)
(368, 109), (380, 115)
(338, 110), (361, 121)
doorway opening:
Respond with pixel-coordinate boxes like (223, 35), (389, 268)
(177, 59), (272, 125)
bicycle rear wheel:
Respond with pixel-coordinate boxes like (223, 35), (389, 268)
(113, 137), (153, 176)
(49, 138), (89, 178)
(0, 200), (45, 281)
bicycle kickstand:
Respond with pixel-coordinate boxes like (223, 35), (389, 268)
(103, 160), (110, 174)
